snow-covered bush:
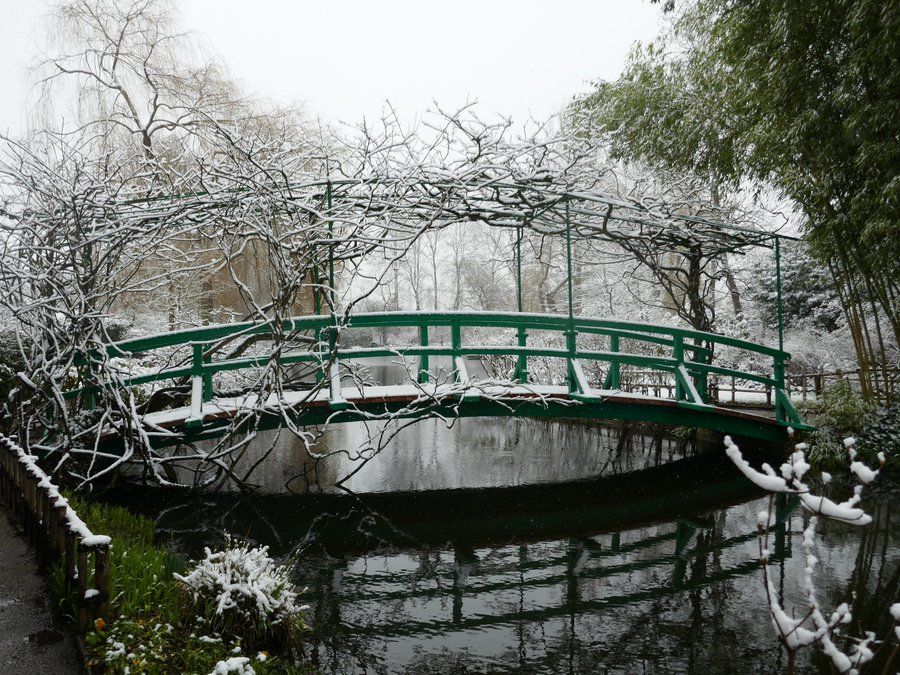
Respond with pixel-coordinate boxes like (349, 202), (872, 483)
(857, 405), (900, 466)
(174, 536), (306, 649)
(803, 380), (874, 469)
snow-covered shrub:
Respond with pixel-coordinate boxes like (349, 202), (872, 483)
(858, 406), (900, 466)
(806, 380), (873, 433)
(804, 381), (874, 469)
(174, 536), (306, 649)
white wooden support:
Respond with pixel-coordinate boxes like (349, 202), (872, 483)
(569, 359), (600, 402)
(329, 360), (348, 410)
(455, 356), (480, 402)
(185, 376), (204, 430)
(454, 356), (469, 386)
(676, 364), (707, 406)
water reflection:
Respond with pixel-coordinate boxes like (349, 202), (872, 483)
(183, 417), (706, 494)
(107, 421), (900, 673)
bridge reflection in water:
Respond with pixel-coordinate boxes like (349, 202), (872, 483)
(107, 419), (835, 673)
(292, 465), (796, 673)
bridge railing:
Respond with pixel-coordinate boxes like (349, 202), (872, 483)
(67, 311), (806, 429)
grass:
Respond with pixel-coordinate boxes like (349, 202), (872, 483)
(49, 493), (311, 673)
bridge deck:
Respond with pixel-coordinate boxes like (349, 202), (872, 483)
(137, 382), (794, 448)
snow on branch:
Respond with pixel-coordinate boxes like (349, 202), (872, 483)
(725, 434), (892, 673)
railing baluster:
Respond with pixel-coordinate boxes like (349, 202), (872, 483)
(418, 324), (429, 384)
(773, 355), (785, 422)
(565, 326), (578, 394)
(185, 343), (206, 429)
(604, 335), (620, 390)
(514, 325), (529, 383)
(202, 345), (213, 403)
(673, 335), (684, 401)
(451, 322), (462, 383)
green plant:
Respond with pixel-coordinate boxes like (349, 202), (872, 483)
(85, 616), (296, 674)
(60, 494), (185, 623)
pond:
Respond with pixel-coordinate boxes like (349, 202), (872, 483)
(107, 418), (899, 674)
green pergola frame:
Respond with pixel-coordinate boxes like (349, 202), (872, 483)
(69, 179), (805, 445)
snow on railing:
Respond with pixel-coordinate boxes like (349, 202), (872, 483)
(0, 432), (110, 630)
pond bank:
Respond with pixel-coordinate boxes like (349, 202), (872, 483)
(0, 509), (81, 674)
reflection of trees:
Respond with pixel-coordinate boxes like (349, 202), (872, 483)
(276, 418), (699, 494)
(809, 495), (900, 673)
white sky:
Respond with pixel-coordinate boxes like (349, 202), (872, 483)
(0, 0), (664, 134)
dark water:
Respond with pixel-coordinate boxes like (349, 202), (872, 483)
(109, 418), (900, 674)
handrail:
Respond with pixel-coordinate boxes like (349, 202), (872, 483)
(67, 311), (804, 428)
(104, 311), (788, 360)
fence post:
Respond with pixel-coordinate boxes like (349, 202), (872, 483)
(94, 544), (110, 624)
(694, 342), (709, 404)
(64, 529), (76, 594)
(76, 544), (89, 632)
(55, 504), (67, 560)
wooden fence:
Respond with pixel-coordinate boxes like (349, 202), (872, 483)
(614, 367), (899, 406)
(0, 433), (110, 631)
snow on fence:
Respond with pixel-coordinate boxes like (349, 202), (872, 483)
(621, 367), (900, 406)
(788, 367), (900, 402)
(0, 433), (110, 631)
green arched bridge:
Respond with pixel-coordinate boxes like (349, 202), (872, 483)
(67, 310), (810, 448)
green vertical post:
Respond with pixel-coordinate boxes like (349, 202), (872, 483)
(774, 236), (787, 419)
(192, 344), (205, 402)
(514, 225), (529, 383)
(202, 345), (213, 402)
(451, 321), (462, 383)
(418, 324), (430, 384)
(604, 335), (620, 390)
(565, 202), (575, 322)
(673, 335), (684, 401)
(775, 236), (784, 353)
(564, 201), (578, 392)
(325, 182), (337, 384)
(774, 355), (786, 422)
(326, 182), (335, 314)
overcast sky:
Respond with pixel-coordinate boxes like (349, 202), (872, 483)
(0, 0), (664, 134)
